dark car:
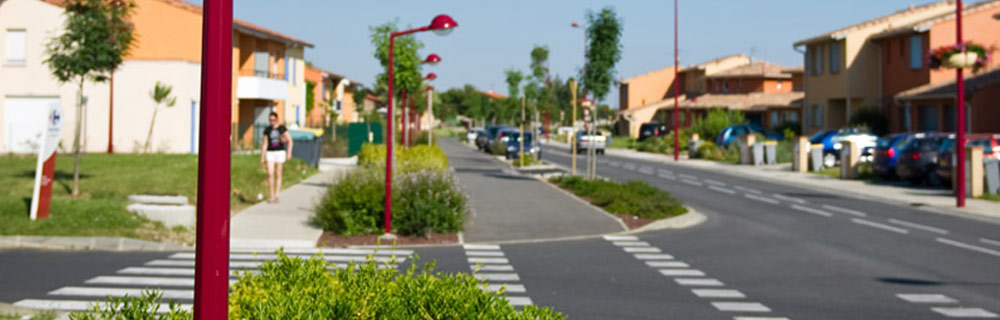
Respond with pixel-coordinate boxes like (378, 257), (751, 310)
(872, 133), (917, 179)
(809, 128), (876, 167)
(934, 134), (1000, 186)
(895, 135), (947, 185)
(716, 123), (783, 148)
(477, 125), (514, 152)
(503, 131), (540, 160)
(638, 123), (669, 142)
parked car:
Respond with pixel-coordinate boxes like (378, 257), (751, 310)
(478, 125), (514, 152)
(934, 134), (1000, 186)
(503, 131), (540, 160)
(466, 127), (485, 143)
(716, 123), (783, 148)
(895, 134), (947, 185)
(638, 123), (669, 142)
(873, 133), (919, 179)
(576, 129), (608, 155)
(809, 128), (876, 167)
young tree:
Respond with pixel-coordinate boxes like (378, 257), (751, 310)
(144, 81), (176, 153)
(504, 69), (524, 124)
(582, 6), (623, 102)
(369, 21), (424, 100)
(45, 0), (136, 197)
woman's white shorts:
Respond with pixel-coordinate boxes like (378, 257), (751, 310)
(265, 150), (286, 163)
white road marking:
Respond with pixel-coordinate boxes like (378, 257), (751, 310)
(674, 278), (724, 287)
(639, 166), (655, 174)
(646, 261), (689, 268)
(659, 173), (677, 180)
(168, 253), (398, 263)
(603, 235), (639, 241)
(982, 238), (1000, 248)
(790, 204), (833, 217)
(474, 273), (520, 282)
(119, 267), (196, 276)
(84, 276), (234, 287)
(609, 161), (622, 167)
(852, 218), (909, 234)
(692, 289), (746, 298)
(745, 194), (780, 205)
(51, 287), (193, 300)
(658, 169), (673, 175)
(472, 265), (515, 272)
(465, 251), (505, 257)
(505, 296), (534, 306)
(679, 173), (698, 180)
(682, 179), (704, 187)
(227, 248), (413, 256)
(931, 307), (999, 318)
(888, 219), (949, 234)
(634, 254), (675, 260)
(709, 185), (737, 195)
(624, 247), (661, 253)
(468, 257), (510, 264)
(485, 284), (526, 293)
(773, 194), (807, 204)
(936, 238), (1000, 258)
(734, 185), (761, 194)
(734, 317), (790, 320)
(623, 163), (637, 170)
(711, 302), (771, 312)
(14, 299), (193, 312)
(896, 293), (958, 304)
(821, 204), (867, 217)
(704, 179), (727, 186)
(144, 260), (265, 269)
(659, 269), (706, 277)
(464, 244), (501, 250)
(612, 241), (650, 247)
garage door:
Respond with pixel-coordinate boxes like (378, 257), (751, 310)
(3, 97), (60, 153)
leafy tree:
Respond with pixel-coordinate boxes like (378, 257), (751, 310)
(45, 0), (136, 197)
(690, 108), (747, 141)
(144, 81), (176, 153)
(305, 81), (316, 114)
(503, 69), (525, 124)
(582, 7), (623, 102)
(369, 21), (424, 99)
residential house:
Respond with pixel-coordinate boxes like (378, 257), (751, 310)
(871, 0), (1000, 133)
(793, 1), (957, 134)
(304, 65), (355, 128)
(0, 0), (312, 153)
(896, 67), (1000, 133)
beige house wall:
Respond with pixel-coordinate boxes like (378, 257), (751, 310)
(285, 46), (306, 128)
(619, 66), (676, 111)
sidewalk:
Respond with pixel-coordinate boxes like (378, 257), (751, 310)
(229, 157), (355, 249)
(545, 140), (1000, 222)
(440, 140), (625, 243)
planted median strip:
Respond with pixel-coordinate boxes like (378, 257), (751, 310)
(548, 176), (688, 230)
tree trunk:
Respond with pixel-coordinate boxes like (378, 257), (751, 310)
(71, 79), (84, 197)
(144, 106), (159, 153)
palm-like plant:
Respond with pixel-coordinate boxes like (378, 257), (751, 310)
(144, 81), (176, 153)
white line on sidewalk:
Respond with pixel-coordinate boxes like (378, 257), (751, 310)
(936, 238), (1000, 258)
(624, 247), (661, 253)
(852, 218), (909, 234)
(674, 278), (724, 287)
(603, 235), (639, 241)
(464, 244), (501, 250)
(896, 293), (958, 304)
(692, 289), (746, 298)
(51, 287), (193, 300)
(711, 302), (771, 312)
(982, 238), (1000, 248)
(704, 179), (726, 186)
(612, 241), (650, 247)
(745, 194), (780, 205)
(646, 261), (689, 268)
(474, 273), (520, 282)
(659, 269), (706, 277)
(790, 204), (833, 217)
(634, 254), (675, 260)
(472, 265), (515, 272)
(682, 179), (704, 187)
(773, 194), (807, 204)
(888, 219), (949, 234)
(734, 185), (761, 194)
(709, 185), (737, 195)
(820, 204), (867, 217)
(931, 307), (999, 318)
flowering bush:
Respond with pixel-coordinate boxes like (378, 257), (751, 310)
(927, 42), (991, 72)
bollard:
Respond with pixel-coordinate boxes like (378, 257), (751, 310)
(752, 142), (765, 166)
(764, 140), (777, 165)
(810, 144), (825, 172)
(794, 136), (809, 172)
(967, 146), (984, 198)
(840, 140), (860, 179)
(985, 157), (1000, 194)
(740, 134), (756, 165)
(689, 133), (701, 156)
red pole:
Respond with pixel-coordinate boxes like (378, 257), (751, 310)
(956, 0), (966, 207)
(107, 72), (114, 154)
(385, 34), (395, 235)
(673, 0), (680, 162)
(193, 0), (231, 318)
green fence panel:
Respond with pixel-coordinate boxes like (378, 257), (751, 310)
(348, 122), (383, 156)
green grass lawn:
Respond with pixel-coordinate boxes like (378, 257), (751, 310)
(608, 137), (636, 149)
(980, 193), (1000, 202)
(810, 163), (876, 181)
(0, 153), (316, 242)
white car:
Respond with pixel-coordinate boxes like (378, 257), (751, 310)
(576, 130), (608, 155)
(466, 127), (484, 143)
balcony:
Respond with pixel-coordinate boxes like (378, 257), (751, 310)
(237, 75), (287, 100)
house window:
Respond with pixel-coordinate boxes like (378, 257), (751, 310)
(944, 105), (955, 132)
(4, 29), (26, 66)
(805, 49), (812, 75)
(788, 111), (798, 123)
(902, 103), (912, 132)
(813, 105), (824, 127)
(770, 112), (779, 126)
(909, 35), (923, 69)
(918, 105), (938, 131)
(254, 51), (270, 77)
(829, 42), (841, 73)
(722, 81), (729, 93)
(812, 46), (824, 76)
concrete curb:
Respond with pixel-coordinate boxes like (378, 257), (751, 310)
(0, 236), (191, 252)
(621, 207), (707, 234)
(0, 302), (69, 320)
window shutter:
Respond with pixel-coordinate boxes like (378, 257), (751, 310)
(4, 30), (26, 65)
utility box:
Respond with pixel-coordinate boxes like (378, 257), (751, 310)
(739, 134), (756, 165)
(985, 157), (1000, 195)
(840, 140), (860, 179)
(752, 142), (765, 166)
(794, 136), (809, 172)
(967, 146), (985, 198)
(764, 140), (777, 165)
(810, 144), (825, 172)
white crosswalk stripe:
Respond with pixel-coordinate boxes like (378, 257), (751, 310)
(464, 244), (533, 307)
(897, 292), (997, 318)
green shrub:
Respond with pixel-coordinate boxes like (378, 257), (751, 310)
(775, 140), (796, 163)
(357, 143), (389, 168)
(772, 121), (802, 140)
(69, 291), (190, 320)
(314, 168), (468, 236)
(490, 139), (507, 156)
(690, 108), (747, 142)
(229, 252), (565, 320)
(357, 144), (447, 173)
(636, 131), (688, 155)
(695, 141), (722, 159)
(550, 176), (687, 219)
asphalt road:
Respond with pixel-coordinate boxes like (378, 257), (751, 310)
(3, 140), (999, 319)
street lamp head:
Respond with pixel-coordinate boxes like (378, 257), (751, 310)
(423, 53), (442, 65)
(571, 22), (580, 28)
(427, 85), (435, 91)
(429, 14), (458, 36)
(425, 73), (438, 80)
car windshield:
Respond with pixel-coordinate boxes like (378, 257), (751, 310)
(876, 137), (893, 148)
(507, 132), (532, 143)
(809, 131), (832, 143)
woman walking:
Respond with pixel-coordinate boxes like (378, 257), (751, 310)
(260, 112), (293, 203)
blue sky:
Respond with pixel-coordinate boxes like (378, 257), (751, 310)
(189, 0), (949, 108)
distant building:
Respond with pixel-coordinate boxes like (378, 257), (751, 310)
(304, 65), (355, 128)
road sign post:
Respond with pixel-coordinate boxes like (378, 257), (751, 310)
(30, 102), (63, 220)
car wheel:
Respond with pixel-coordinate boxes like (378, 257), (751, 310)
(823, 153), (837, 168)
(925, 170), (943, 186)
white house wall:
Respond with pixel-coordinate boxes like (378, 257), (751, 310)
(285, 46), (306, 128)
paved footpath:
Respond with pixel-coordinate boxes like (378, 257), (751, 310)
(440, 139), (624, 243)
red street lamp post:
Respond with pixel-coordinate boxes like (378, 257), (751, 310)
(955, 0), (967, 207)
(424, 73), (438, 146)
(673, 0), (680, 162)
(384, 15), (457, 235)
